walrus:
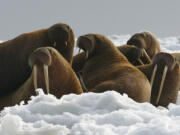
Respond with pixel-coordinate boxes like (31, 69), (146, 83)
(0, 22), (75, 96)
(171, 53), (180, 64)
(72, 44), (144, 73)
(0, 47), (83, 110)
(127, 31), (161, 64)
(137, 52), (180, 107)
(77, 33), (151, 103)
(117, 44), (144, 66)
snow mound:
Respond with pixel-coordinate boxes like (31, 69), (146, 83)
(1, 89), (180, 135)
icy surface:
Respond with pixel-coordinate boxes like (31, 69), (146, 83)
(1, 89), (180, 135)
(1, 35), (180, 135)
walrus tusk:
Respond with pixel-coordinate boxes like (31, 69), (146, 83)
(33, 65), (38, 91)
(143, 49), (152, 63)
(77, 71), (88, 92)
(155, 65), (168, 105)
(85, 51), (89, 59)
(65, 41), (68, 46)
(150, 64), (157, 87)
(53, 42), (56, 47)
(138, 58), (144, 65)
(43, 64), (50, 94)
(78, 48), (81, 54)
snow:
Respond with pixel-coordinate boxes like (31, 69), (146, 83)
(1, 35), (180, 135)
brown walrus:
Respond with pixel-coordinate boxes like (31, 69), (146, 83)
(127, 31), (161, 64)
(171, 53), (180, 64)
(77, 33), (151, 103)
(137, 52), (180, 107)
(117, 44), (144, 66)
(72, 44), (143, 73)
(0, 22), (75, 96)
(0, 47), (83, 110)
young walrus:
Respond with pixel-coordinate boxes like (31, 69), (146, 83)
(127, 31), (161, 64)
(0, 22), (75, 97)
(137, 52), (180, 107)
(77, 34), (151, 103)
(0, 47), (83, 110)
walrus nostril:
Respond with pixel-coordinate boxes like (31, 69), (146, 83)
(29, 48), (52, 68)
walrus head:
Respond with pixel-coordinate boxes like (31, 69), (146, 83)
(48, 23), (70, 46)
(127, 33), (146, 49)
(117, 45), (144, 65)
(77, 34), (96, 59)
(47, 23), (75, 64)
(127, 33), (152, 63)
(29, 47), (52, 94)
(152, 52), (176, 71)
(150, 52), (176, 105)
(77, 34), (116, 60)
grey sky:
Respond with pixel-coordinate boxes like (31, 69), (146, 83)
(0, 0), (180, 40)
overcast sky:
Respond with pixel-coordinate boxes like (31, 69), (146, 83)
(0, 0), (180, 40)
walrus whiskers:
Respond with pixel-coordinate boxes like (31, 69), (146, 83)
(143, 49), (152, 63)
(138, 58), (144, 65)
(155, 65), (168, 105)
(150, 64), (157, 87)
(33, 65), (38, 91)
(43, 64), (50, 94)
